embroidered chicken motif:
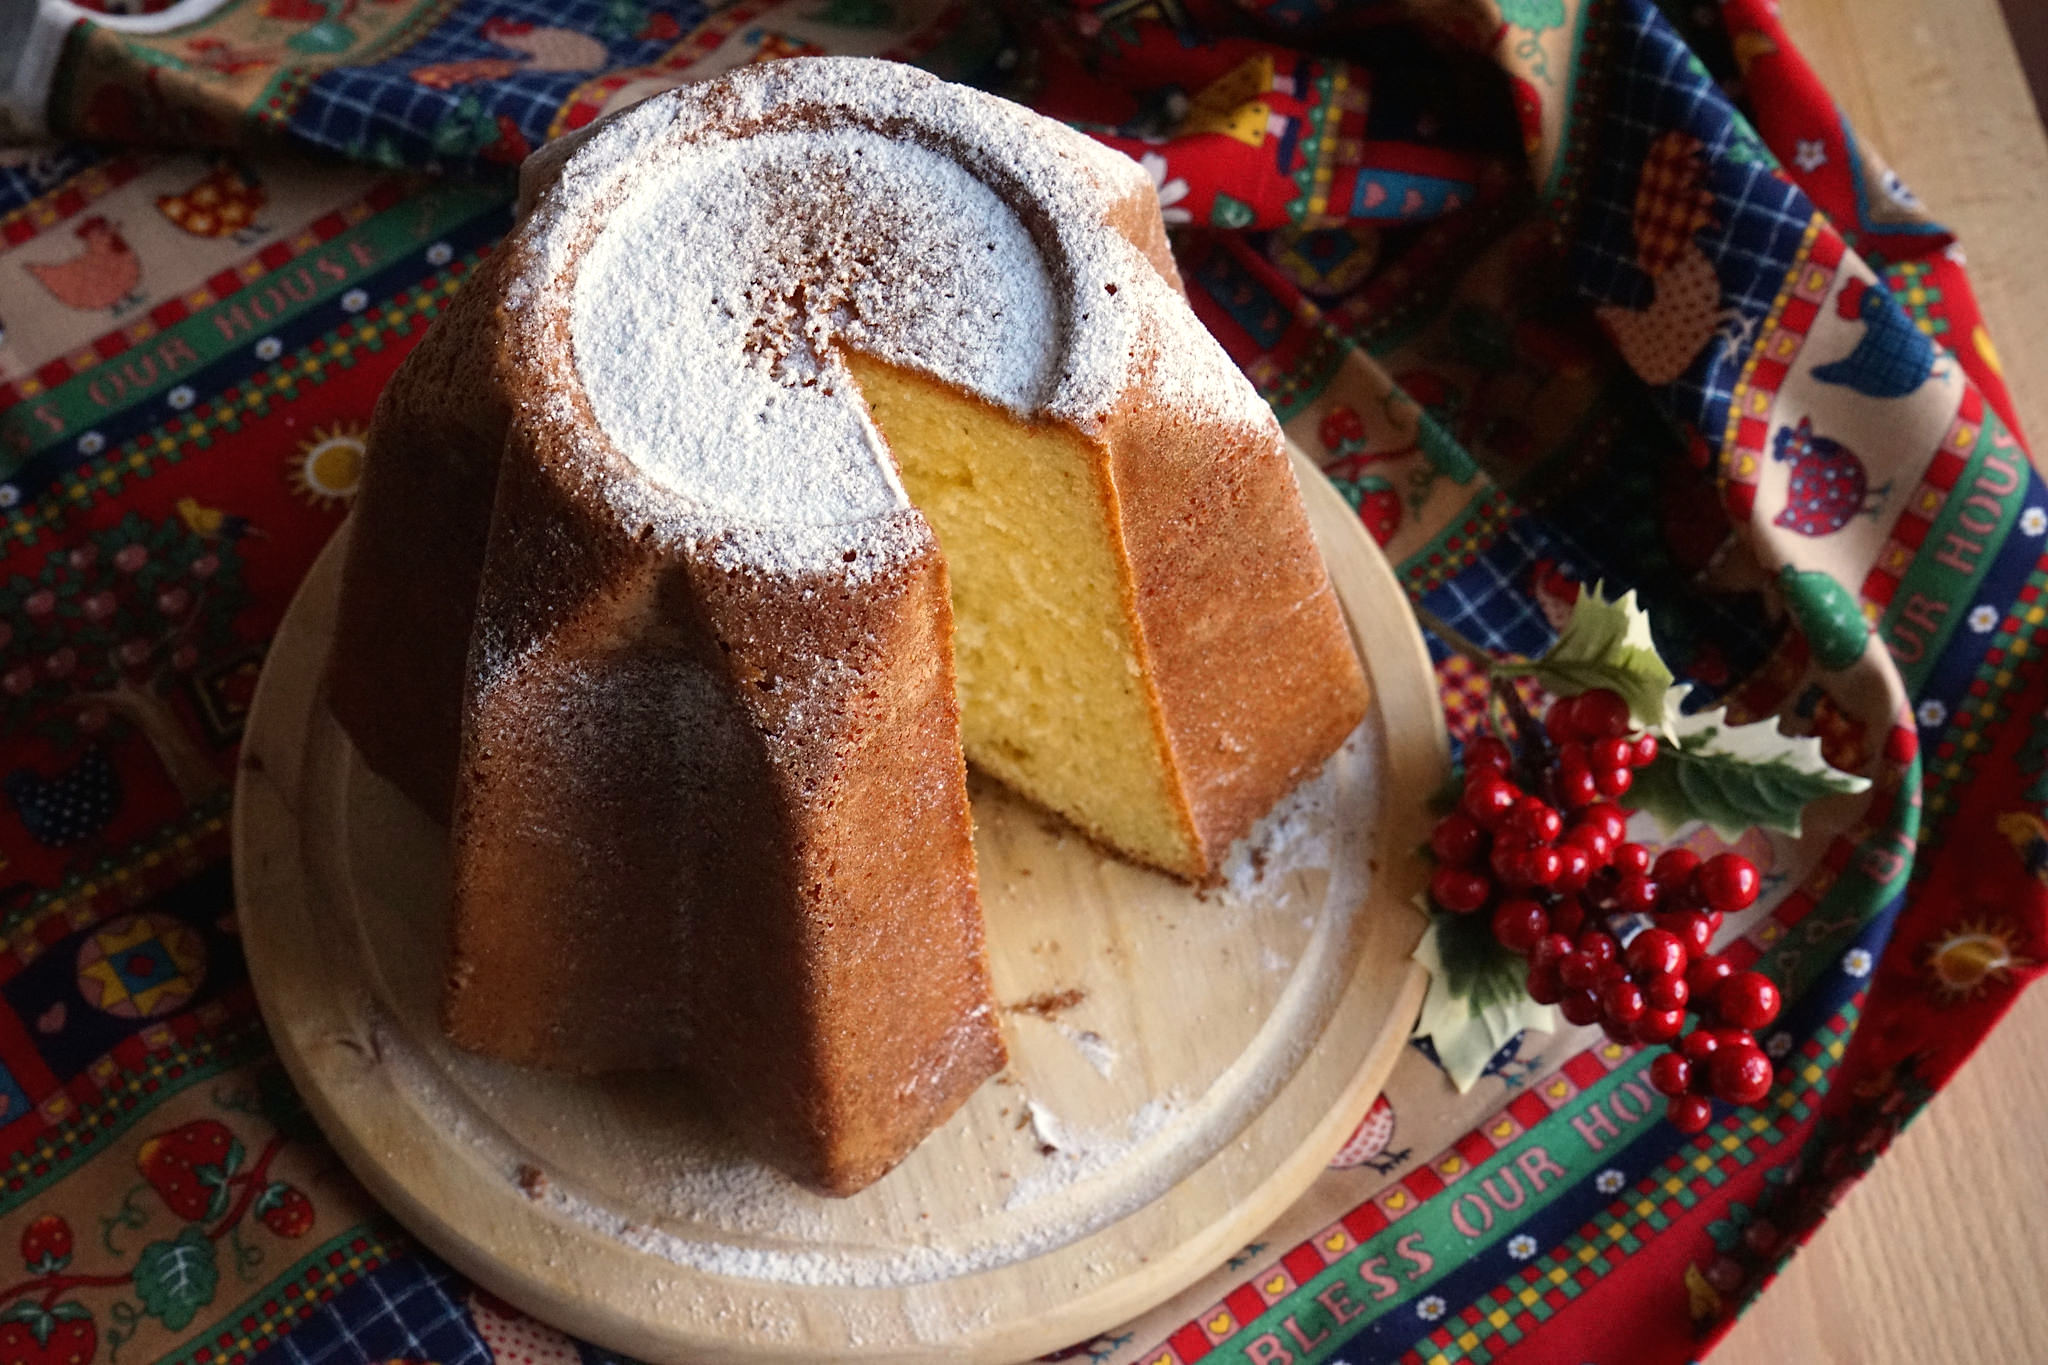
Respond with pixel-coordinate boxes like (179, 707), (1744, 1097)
(1812, 277), (1937, 399)
(1596, 131), (1731, 386)
(25, 217), (142, 314)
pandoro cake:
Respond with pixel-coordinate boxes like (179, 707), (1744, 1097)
(326, 56), (1369, 1195)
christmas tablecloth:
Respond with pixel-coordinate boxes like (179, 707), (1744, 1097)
(0, 1), (2043, 1362)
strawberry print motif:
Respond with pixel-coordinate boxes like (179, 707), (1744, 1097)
(17, 1216), (69, 1275)
(136, 1120), (242, 1223)
(1771, 417), (1887, 537)
(0, 1306), (94, 1365)
(1343, 475), (1402, 546)
(255, 1183), (314, 1239)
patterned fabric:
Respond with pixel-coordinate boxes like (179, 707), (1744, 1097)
(0, 2), (2040, 1362)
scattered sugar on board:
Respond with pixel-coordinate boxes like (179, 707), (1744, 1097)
(356, 712), (1383, 1296)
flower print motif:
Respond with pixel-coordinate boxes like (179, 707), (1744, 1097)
(1843, 947), (1873, 978)
(1916, 699), (1948, 729)
(2021, 506), (2046, 537)
(1968, 605), (1999, 633)
(1794, 139), (1827, 172)
(1417, 1295), (1447, 1321)
(1139, 151), (1193, 225)
(255, 336), (283, 361)
(0, 484), (18, 508)
(341, 288), (369, 313)
(1766, 1032), (1793, 1059)
(167, 385), (195, 410)
(1595, 1168), (1625, 1194)
(426, 241), (454, 266)
(75, 431), (105, 456)
(1508, 1233), (1538, 1260)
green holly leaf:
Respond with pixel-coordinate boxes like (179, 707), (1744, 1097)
(1500, 582), (1675, 732)
(1410, 903), (1561, 1092)
(134, 1226), (218, 1332)
(1622, 689), (1872, 839)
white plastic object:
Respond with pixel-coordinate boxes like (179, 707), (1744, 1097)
(1, 0), (237, 140)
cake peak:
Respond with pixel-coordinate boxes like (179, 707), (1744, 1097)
(508, 57), (1272, 572)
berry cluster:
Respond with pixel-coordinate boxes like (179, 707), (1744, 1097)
(1427, 688), (1782, 1132)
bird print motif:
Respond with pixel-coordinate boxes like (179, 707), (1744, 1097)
(157, 160), (268, 241)
(1812, 277), (1937, 398)
(5, 748), (120, 848)
(25, 217), (143, 314)
(1772, 417), (1887, 537)
(1997, 812), (2048, 884)
(1596, 131), (1729, 385)
(175, 496), (265, 543)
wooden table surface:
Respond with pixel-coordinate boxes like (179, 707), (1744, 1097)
(1715, 2), (2048, 1362)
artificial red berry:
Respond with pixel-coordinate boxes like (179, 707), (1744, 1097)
(1681, 1030), (1722, 1063)
(1527, 962), (1564, 1005)
(1649, 1052), (1693, 1097)
(1580, 804), (1630, 846)
(1595, 765), (1634, 796)
(1563, 825), (1613, 866)
(1697, 853), (1761, 914)
(1666, 909), (1716, 956)
(1625, 927), (1688, 979)
(1430, 865), (1491, 915)
(1652, 848), (1701, 886)
(1644, 971), (1689, 1012)
(1491, 899), (1550, 955)
(1560, 988), (1603, 1027)
(1575, 689), (1631, 739)
(1549, 896), (1588, 936)
(1601, 1017), (1638, 1046)
(1718, 971), (1783, 1030)
(1461, 773), (1521, 830)
(1667, 1093), (1713, 1133)
(1507, 798), (1564, 845)
(1687, 953), (1736, 1001)
(1531, 932), (1575, 971)
(1577, 930), (1620, 967)
(1466, 735), (1514, 776)
(1559, 951), (1604, 991)
(1553, 843), (1594, 894)
(1591, 737), (1633, 771)
(1615, 873), (1662, 915)
(1629, 733), (1660, 767)
(1602, 977), (1647, 1025)
(1492, 839), (1555, 890)
(1636, 1007), (1686, 1043)
(1430, 812), (1488, 866)
(1545, 695), (1585, 743)
(1709, 1044), (1774, 1105)
(1612, 842), (1654, 878)
(1716, 1027), (1759, 1051)
(1555, 761), (1600, 809)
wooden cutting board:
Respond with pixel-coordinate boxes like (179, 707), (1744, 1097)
(231, 450), (1446, 1363)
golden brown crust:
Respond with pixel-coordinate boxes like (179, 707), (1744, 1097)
(1095, 396), (1370, 882)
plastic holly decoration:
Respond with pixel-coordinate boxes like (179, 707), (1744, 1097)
(1409, 584), (1869, 1129)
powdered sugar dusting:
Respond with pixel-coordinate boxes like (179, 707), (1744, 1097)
(573, 128), (1059, 525)
(507, 56), (1275, 576)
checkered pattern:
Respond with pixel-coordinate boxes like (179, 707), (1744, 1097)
(1572, 2), (1816, 439)
(1629, 131), (1714, 276)
(289, 1), (708, 172)
(0, 147), (104, 218)
(253, 1257), (490, 1365)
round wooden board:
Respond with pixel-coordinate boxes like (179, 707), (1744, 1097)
(232, 448), (1446, 1364)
